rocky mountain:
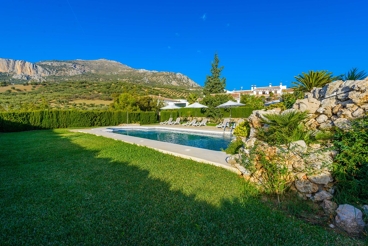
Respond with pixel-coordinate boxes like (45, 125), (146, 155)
(0, 58), (200, 87)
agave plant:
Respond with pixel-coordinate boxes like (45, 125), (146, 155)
(342, 68), (367, 81)
(292, 70), (340, 92)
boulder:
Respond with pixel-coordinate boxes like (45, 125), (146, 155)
(316, 114), (328, 124)
(308, 172), (333, 185)
(311, 87), (322, 99)
(332, 104), (342, 114)
(321, 199), (337, 214)
(321, 80), (344, 98)
(319, 121), (333, 130)
(248, 114), (262, 129)
(350, 79), (368, 91)
(305, 118), (319, 130)
(360, 104), (368, 111)
(349, 90), (368, 106)
(244, 137), (257, 149)
(345, 103), (358, 111)
(352, 108), (364, 118)
(295, 180), (319, 193)
(333, 118), (351, 130)
(320, 97), (337, 109)
(248, 127), (257, 138)
(289, 140), (308, 154)
(338, 108), (353, 118)
(336, 86), (352, 101)
(304, 151), (333, 170)
(284, 152), (305, 171)
(335, 204), (366, 234)
(293, 98), (320, 114)
(312, 190), (333, 202)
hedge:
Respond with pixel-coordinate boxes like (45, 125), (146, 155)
(0, 110), (158, 132)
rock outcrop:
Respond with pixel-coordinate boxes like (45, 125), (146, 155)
(293, 78), (368, 130)
(0, 58), (200, 87)
(0, 58), (50, 81)
(232, 79), (368, 230)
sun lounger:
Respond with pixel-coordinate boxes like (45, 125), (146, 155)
(182, 119), (196, 126)
(169, 118), (181, 125)
(160, 118), (173, 125)
(194, 118), (208, 127)
(216, 118), (230, 128)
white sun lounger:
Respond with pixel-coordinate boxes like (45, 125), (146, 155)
(169, 118), (181, 125)
(216, 118), (230, 128)
(194, 118), (208, 127)
(182, 119), (196, 126)
(160, 118), (173, 125)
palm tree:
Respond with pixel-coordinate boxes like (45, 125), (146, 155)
(342, 68), (367, 81)
(292, 70), (340, 92)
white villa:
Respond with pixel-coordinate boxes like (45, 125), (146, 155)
(226, 83), (290, 102)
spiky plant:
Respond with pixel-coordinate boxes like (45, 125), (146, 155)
(256, 110), (310, 145)
(292, 70), (340, 92)
(342, 68), (367, 81)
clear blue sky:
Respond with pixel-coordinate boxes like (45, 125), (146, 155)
(1, 0), (367, 90)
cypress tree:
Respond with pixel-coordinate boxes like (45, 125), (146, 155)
(203, 53), (226, 95)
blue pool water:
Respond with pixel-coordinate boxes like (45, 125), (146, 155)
(110, 128), (233, 151)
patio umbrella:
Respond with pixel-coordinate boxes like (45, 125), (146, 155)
(185, 102), (208, 109)
(185, 102), (208, 117)
(216, 100), (245, 119)
(160, 104), (181, 118)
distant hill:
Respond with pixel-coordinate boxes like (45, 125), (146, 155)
(0, 58), (200, 88)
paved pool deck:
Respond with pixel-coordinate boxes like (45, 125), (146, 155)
(73, 124), (239, 174)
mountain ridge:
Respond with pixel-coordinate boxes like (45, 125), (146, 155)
(0, 58), (200, 88)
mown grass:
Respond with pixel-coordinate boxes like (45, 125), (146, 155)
(0, 130), (363, 245)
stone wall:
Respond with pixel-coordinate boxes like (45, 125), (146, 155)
(293, 78), (368, 130)
(233, 78), (368, 234)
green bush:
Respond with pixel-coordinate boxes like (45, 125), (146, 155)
(256, 111), (311, 145)
(314, 130), (335, 141)
(281, 91), (304, 109)
(224, 138), (244, 154)
(265, 102), (286, 111)
(240, 144), (292, 203)
(233, 121), (250, 138)
(332, 117), (368, 205)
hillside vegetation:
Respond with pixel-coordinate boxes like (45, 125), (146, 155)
(0, 81), (201, 111)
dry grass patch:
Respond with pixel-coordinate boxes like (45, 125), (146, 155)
(0, 84), (39, 93)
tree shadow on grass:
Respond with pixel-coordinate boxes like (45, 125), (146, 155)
(0, 129), (362, 245)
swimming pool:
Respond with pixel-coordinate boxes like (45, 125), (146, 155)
(109, 128), (233, 151)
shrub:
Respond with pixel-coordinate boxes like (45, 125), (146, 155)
(256, 111), (310, 145)
(314, 130), (335, 141)
(240, 143), (292, 203)
(332, 116), (368, 205)
(281, 91), (304, 109)
(233, 120), (250, 138)
(240, 95), (265, 109)
(266, 102), (286, 111)
(224, 138), (244, 154)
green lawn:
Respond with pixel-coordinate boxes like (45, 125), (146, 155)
(0, 130), (362, 245)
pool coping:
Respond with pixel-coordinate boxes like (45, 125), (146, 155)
(72, 126), (239, 174)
